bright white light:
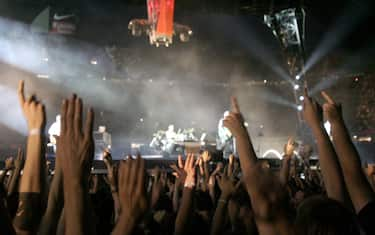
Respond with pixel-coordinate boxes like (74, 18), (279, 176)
(102, 77), (106, 81)
(297, 105), (303, 111)
(43, 57), (49, 62)
(140, 118), (144, 122)
(263, 79), (267, 84)
(36, 74), (49, 79)
(244, 122), (249, 127)
(149, 79), (153, 83)
(299, 96), (304, 101)
(262, 149), (282, 159)
(294, 84), (300, 90)
(90, 59), (98, 65)
(296, 75), (301, 80)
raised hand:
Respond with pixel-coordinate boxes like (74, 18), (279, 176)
(217, 167), (240, 199)
(321, 91), (343, 124)
(170, 154), (196, 188)
(184, 154), (196, 188)
(103, 150), (117, 191)
(58, 95), (94, 235)
(14, 148), (25, 170)
(150, 167), (167, 209)
(59, 95), (94, 181)
(18, 80), (45, 130)
(223, 97), (247, 138)
(302, 87), (323, 128)
(116, 156), (148, 231)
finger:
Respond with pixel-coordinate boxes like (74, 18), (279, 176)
(231, 96), (240, 113)
(136, 156), (146, 196)
(321, 91), (335, 105)
(66, 94), (76, 130)
(224, 165), (228, 177)
(303, 87), (309, 99)
(18, 80), (25, 107)
(60, 100), (68, 134)
(84, 108), (94, 142)
(118, 160), (126, 189)
(129, 155), (139, 194)
(74, 97), (83, 136)
(124, 158), (132, 191)
(178, 155), (184, 169)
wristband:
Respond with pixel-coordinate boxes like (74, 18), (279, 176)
(29, 128), (41, 136)
(184, 181), (195, 189)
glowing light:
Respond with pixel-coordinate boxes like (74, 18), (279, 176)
(296, 75), (301, 80)
(90, 59), (98, 65)
(299, 96), (304, 101)
(263, 79), (268, 84)
(36, 74), (49, 79)
(262, 149), (282, 159)
(297, 105), (303, 111)
(140, 118), (144, 122)
(43, 57), (49, 62)
(294, 84), (300, 90)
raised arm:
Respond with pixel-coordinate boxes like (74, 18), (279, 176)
(174, 153), (196, 235)
(321, 91), (375, 212)
(279, 138), (294, 186)
(38, 138), (64, 235)
(0, 157), (14, 188)
(302, 88), (347, 204)
(7, 149), (24, 197)
(223, 97), (257, 175)
(112, 156), (148, 235)
(103, 151), (121, 223)
(13, 80), (46, 233)
(210, 167), (239, 235)
(59, 95), (95, 235)
(223, 97), (293, 235)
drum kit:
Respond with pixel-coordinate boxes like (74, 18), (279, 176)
(149, 128), (199, 154)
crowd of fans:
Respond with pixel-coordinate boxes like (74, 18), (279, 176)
(0, 80), (375, 235)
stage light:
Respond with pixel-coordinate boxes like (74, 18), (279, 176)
(299, 95), (304, 101)
(294, 84), (300, 90)
(297, 105), (303, 111)
(90, 59), (98, 65)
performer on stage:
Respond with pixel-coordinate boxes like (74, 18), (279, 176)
(216, 111), (236, 159)
(48, 115), (61, 152)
